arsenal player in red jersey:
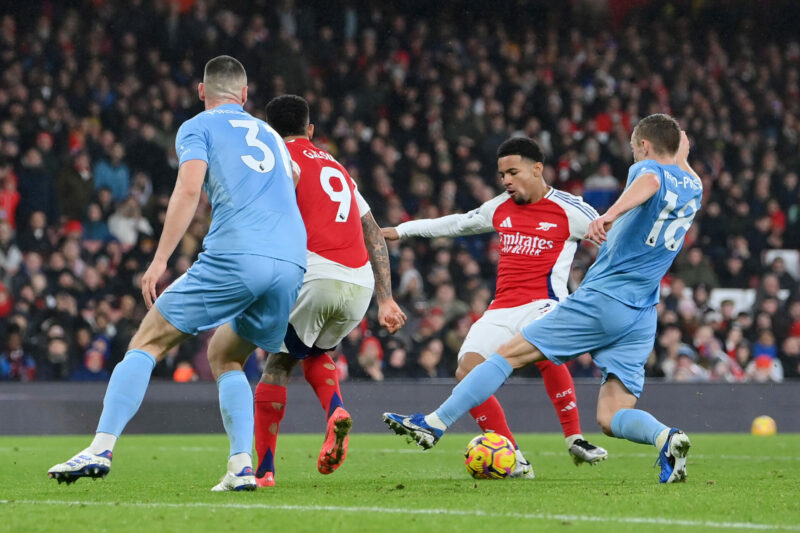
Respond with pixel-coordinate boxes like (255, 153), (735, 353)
(254, 95), (406, 487)
(382, 137), (608, 477)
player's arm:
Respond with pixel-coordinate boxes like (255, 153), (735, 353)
(141, 159), (207, 308)
(361, 211), (407, 334)
(562, 195), (600, 243)
(291, 160), (301, 188)
(675, 131), (701, 182)
(381, 194), (501, 241)
(585, 172), (660, 245)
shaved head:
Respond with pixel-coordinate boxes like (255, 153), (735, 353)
(203, 55), (247, 101)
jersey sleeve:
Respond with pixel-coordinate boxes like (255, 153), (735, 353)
(567, 196), (599, 240)
(397, 193), (505, 238)
(354, 187), (371, 216)
(551, 191), (599, 240)
(175, 118), (208, 166)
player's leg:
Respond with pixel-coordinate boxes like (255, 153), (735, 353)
(592, 301), (690, 483)
(307, 281), (372, 474)
(383, 292), (598, 448)
(384, 332), (545, 448)
(536, 359), (608, 465)
(207, 323), (260, 491)
(208, 256), (304, 491)
(48, 305), (189, 484)
(457, 351), (534, 478)
(254, 351), (297, 487)
(596, 377), (689, 482)
(456, 312), (520, 446)
(458, 353), (516, 448)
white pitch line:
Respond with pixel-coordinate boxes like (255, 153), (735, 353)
(369, 448), (800, 461)
(1, 499), (797, 531)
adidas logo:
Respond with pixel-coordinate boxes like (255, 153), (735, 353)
(560, 401), (577, 412)
(499, 217), (513, 228)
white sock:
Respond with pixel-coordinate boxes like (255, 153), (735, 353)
(655, 428), (671, 450)
(228, 452), (252, 473)
(424, 413), (448, 432)
(565, 434), (583, 448)
(87, 432), (117, 454)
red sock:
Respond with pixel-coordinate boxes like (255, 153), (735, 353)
(254, 383), (286, 477)
(537, 359), (582, 437)
(469, 395), (517, 449)
(302, 353), (344, 418)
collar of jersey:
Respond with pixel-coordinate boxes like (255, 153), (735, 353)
(214, 103), (244, 111)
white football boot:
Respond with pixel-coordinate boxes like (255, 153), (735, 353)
(569, 438), (609, 465)
(509, 449), (535, 479)
(211, 465), (257, 492)
(48, 449), (113, 484)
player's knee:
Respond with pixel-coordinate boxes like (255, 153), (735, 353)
(596, 411), (615, 437)
(261, 355), (294, 386)
(456, 353), (483, 381)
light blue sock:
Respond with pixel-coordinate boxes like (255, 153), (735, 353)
(610, 408), (668, 445)
(435, 353), (512, 427)
(96, 349), (156, 437)
(217, 370), (254, 458)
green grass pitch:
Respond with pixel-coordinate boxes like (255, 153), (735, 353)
(1, 433), (799, 532)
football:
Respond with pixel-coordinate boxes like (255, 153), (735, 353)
(464, 432), (517, 479)
(751, 415), (777, 436)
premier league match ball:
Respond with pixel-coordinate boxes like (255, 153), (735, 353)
(464, 432), (517, 479)
(751, 415), (777, 436)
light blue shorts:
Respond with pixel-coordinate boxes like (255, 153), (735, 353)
(520, 287), (656, 397)
(155, 252), (304, 352)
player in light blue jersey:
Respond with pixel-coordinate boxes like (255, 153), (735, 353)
(48, 56), (307, 491)
(384, 114), (701, 483)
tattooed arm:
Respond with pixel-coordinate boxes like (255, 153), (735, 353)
(361, 211), (406, 333)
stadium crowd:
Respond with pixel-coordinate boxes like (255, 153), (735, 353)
(0, 1), (798, 384)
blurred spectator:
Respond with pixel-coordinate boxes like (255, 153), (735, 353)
(108, 197), (153, 247)
(745, 354), (784, 383)
(0, 324), (35, 381)
(93, 143), (130, 202)
(780, 337), (800, 379)
(411, 338), (447, 378)
(17, 148), (59, 231)
(672, 344), (710, 383)
(56, 152), (94, 222)
(674, 247), (718, 289)
(16, 211), (53, 254)
(0, 221), (22, 278)
(0, 159), (20, 228)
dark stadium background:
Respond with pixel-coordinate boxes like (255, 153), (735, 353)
(0, 0), (798, 388)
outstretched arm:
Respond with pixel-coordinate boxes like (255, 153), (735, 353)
(382, 193), (504, 241)
(362, 211), (407, 333)
(141, 159), (207, 308)
(585, 171), (660, 245)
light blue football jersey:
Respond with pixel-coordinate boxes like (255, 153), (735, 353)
(175, 103), (306, 268)
(580, 160), (703, 308)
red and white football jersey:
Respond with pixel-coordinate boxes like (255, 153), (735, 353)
(286, 138), (373, 288)
(397, 189), (598, 309)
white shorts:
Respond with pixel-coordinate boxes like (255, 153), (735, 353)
(281, 278), (373, 356)
(458, 299), (558, 361)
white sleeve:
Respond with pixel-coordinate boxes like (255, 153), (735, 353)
(396, 193), (505, 239)
(354, 187), (371, 216)
(549, 190), (599, 241)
